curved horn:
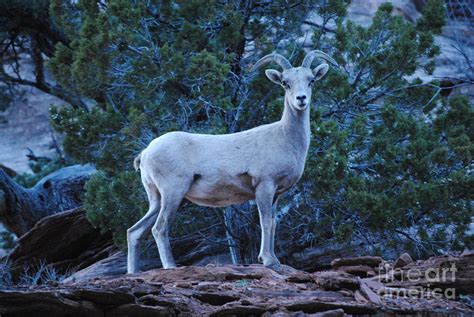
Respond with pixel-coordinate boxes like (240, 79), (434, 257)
(251, 54), (292, 72)
(301, 50), (338, 68)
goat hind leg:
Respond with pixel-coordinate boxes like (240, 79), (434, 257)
(152, 182), (189, 269)
(127, 184), (161, 274)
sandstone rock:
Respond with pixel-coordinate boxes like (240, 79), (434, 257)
(385, 255), (474, 295)
(394, 253), (413, 268)
(193, 291), (239, 306)
(331, 256), (383, 269)
(286, 270), (313, 283)
(359, 280), (382, 305)
(312, 308), (345, 317)
(284, 298), (378, 315)
(1, 257), (473, 316)
(0, 289), (103, 317)
(354, 290), (368, 303)
(70, 287), (135, 306)
(107, 303), (175, 317)
(313, 271), (360, 291)
(361, 278), (385, 292)
(210, 304), (267, 317)
(335, 265), (376, 277)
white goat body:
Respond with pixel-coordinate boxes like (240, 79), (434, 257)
(138, 112), (308, 207)
(127, 51), (335, 273)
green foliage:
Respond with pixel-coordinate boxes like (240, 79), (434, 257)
(417, 0), (446, 34)
(84, 171), (147, 245)
(320, 0), (444, 113)
(50, 106), (125, 172)
(48, 0), (472, 257)
(297, 96), (473, 255)
(434, 95), (474, 164)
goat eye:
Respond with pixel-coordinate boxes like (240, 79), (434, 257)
(282, 81), (290, 89)
(309, 79), (315, 86)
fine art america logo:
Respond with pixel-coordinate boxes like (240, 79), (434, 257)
(377, 262), (457, 299)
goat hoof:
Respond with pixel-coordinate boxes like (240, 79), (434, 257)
(262, 257), (281, 269)
(265, 262), (282, 270)
(162, 263), (177, 269)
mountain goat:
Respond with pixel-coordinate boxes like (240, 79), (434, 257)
(127, 50), (336, 273)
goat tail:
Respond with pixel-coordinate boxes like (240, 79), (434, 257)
(133, 152), (142, 171)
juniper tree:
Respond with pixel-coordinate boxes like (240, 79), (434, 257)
(3, 0), (471, 262)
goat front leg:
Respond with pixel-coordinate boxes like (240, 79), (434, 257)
(270, 195), (280, 260)
(255, 181), (280, 267)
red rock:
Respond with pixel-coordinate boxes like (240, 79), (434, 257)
(313, 271), (360, 291)
(336, 265), (376, 277)
(394, 253), (413, 268)
(359, 281), (382, 305)
(354, 290), (368, 303)
(0, 258), (473, 316)
(461, 250), (474, 257)
(331, 256), (383, 269)
(312, 308), (345, 317)
(361, 278), (385, 292)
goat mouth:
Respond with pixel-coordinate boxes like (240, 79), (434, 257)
(294, 103), (308, 110)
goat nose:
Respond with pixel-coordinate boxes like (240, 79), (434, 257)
(296, 95), (306, 101)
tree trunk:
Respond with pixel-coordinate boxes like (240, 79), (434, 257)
(0, 164), (95, 237)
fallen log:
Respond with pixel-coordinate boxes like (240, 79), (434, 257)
(0, 164), (95, 236)
(7, 208), (112, 279)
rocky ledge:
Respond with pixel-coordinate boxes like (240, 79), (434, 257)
(1, 252), (473, 317)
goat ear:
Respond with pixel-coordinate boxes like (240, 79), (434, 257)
(312, 63), (329, 80)
(265, 69), (282, 85)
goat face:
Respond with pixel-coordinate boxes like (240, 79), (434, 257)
(252, 50), (336, 111)
(265, 64), (328, 111)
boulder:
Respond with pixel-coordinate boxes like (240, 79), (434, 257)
(394, 253), (413, 268)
